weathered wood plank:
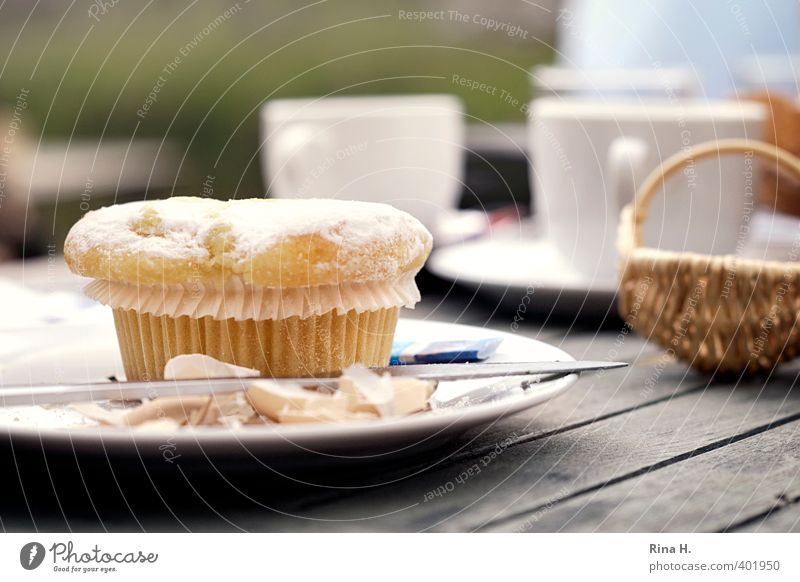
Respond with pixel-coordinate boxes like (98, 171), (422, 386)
(255, 330), (703, 520)
(145, 326), (686, 528)
(223, 370), (800, 531)
(0, 327), (677, 532)
(5, 277), (799, 532)
(443, 329), (700, 462)
(484, 417), (800, 532)
(730, 490), (800, 532)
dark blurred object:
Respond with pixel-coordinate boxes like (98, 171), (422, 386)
(432, 122), (530, 247)
(460, 123), (530, 214)
(0, 104), (34, 260)
(747, 93), (800, 217)
(21, 139), (185, 252)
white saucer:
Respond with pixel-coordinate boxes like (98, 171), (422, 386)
(428, 232), (619, 318)
(0, 319), (578, 466)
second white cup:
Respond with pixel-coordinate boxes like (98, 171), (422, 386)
(261, 94), (465, 234)
(529, 98), (767, 281)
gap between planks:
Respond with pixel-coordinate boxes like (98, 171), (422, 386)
(479, 410), (800, 532)
(281, 379), (711, 516)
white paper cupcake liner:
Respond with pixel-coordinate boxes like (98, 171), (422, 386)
(84, 274), (420, 321)
(112, 306), (399, 380)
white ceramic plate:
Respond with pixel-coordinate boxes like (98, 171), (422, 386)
(0, 319), (578, 465)
(428, 231), (619, 318)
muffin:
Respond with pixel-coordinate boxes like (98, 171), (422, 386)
(64, 197), (432, 380)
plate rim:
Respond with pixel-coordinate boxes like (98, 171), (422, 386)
(0, 320), (579, 456)
(428, 235), (619, 297)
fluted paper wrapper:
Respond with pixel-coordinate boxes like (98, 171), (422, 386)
(85, 275), (419, 321)
(113, 306), (399, 381)
(89, 275), (416, 380)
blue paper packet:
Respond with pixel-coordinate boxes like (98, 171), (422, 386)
(390, 337), (503, 365)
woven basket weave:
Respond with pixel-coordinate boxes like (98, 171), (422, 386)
(618, 138), (800, 374)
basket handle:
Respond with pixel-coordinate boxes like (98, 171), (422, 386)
(619, 138), (800, 252)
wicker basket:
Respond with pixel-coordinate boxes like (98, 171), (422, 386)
(618, 138), (800, 374)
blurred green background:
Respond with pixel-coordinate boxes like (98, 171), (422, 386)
(0, 0), (554, 192)
(0, 0), (555, 252)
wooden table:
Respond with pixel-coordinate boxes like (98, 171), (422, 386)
(1, 264), (800, 532)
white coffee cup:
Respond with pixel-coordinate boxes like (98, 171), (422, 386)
(529, 98), (766, 280)
(261, 94), (465, 233)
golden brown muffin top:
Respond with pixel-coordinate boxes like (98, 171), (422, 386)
(64, 197), (432, 287)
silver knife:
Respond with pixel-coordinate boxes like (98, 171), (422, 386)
(0, 361), (627, 408)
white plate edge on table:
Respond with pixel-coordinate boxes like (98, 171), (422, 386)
(428, 225), (619, 318)
(0, 319), (578, 460)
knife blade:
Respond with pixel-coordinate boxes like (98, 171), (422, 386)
(0, 360), (627, 408)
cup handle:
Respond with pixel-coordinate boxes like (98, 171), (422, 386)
(270, 123), (329, 198)
(606, 136), (649, 212)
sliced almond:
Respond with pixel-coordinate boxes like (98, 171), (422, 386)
(133, 418), (183, 431)
(69, 403), (127, 426)
(391, 378), (437, 416)
(339, 365), (394, 417)
(247, 380), (347, 421)
(275, 407), (351, 424)
(163, 354), (260, 380)
(122, 396), (211, 426)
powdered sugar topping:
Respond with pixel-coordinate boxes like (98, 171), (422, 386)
(67, 197), (432, 273)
